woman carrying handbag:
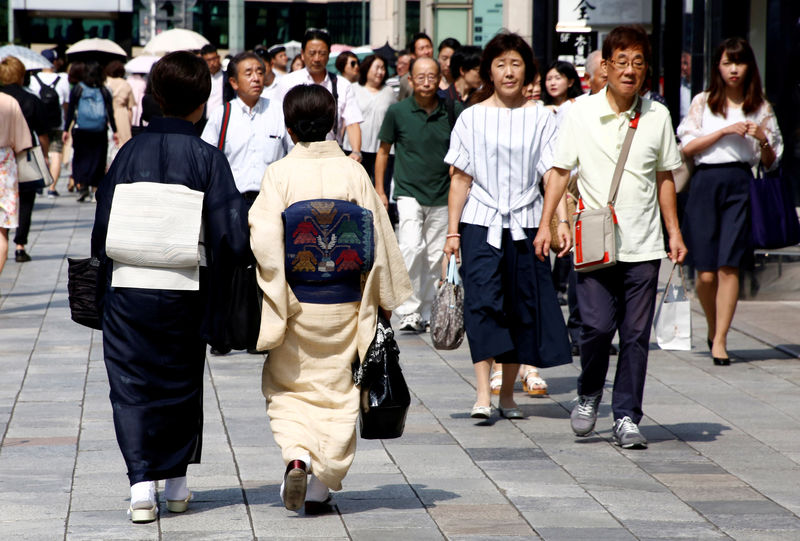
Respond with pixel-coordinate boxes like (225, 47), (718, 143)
(677, 37), (783, 366)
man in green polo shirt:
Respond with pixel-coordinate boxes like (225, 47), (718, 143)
(375, 57), (463, 332)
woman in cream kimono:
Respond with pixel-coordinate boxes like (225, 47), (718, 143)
(250, 85), (411, 514)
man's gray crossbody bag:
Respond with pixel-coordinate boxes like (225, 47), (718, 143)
(573, 99), (642, 272)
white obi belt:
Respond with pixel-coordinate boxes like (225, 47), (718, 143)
(105, 182), (205, 291)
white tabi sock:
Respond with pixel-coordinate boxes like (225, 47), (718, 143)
(130, 481), (156, 509)
(305, 474), (330, 502)
(165, 476), (189, 501)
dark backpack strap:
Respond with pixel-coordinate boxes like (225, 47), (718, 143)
(50, 75), (60, 88)
(218, 101), (232, 151)
(445, 97), (456, 130)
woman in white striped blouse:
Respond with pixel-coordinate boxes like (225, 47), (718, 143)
(444, 33), (573, 420)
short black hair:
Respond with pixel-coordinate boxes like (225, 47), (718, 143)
(449, 45), (481, 80)
(302, 29), (332, 50)
(104, 60), (126, 79)
(199, 44), (218, 56)
(254, 45), (272, 63)
(150, 51), (211, 117)
(283, 84), (335, 142)
(438, 38), (461, 53)
(335, 51), (358, 74)
(227, 51), (265, 80)
(358, 54), (388, 86)
(411, 33), (433, 53)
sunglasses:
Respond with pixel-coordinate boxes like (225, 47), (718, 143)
(306, 27), (330, 36)
(348, 60), (358, 68)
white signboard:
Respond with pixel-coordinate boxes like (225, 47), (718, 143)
(558, 0), (651, 26)
(13, 0), (133, 11)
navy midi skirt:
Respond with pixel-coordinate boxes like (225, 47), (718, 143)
(459, 224), (572, 367)
(683, 162), (752, 271)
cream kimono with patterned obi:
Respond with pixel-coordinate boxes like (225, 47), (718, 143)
(249, 140), (412, 491)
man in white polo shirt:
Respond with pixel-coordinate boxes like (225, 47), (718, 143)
(273, 28), (363, 160)
(535, 25), (686, 450)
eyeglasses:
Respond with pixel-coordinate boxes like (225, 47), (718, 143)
(413, 74), (438, 83)
(608, 58), (646, 71)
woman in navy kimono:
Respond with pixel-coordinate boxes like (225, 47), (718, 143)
(91, 52), (250, 523)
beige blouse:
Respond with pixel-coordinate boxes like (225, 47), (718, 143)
(0, 93), (32, 151)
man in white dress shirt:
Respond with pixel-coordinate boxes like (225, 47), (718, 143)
(255, 46), (281, 101)
(274, 29), (363, 161)
(201, 44), (225, 115)
(201, 52), (290, 203)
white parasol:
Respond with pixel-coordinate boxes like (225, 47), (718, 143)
(0, 45), (53, 70)
(125, 55), (160, 74)
(66, 38), (127, 57)
(143, 29), (210, 56)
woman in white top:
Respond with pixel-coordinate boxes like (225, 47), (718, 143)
(347, 55), (397, 196)
(444, 33), (572, 420)
(677, 37), (782, 366)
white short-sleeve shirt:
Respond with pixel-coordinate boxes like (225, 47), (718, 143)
(444, 103), (558, 249)
(273, 67), (363, 143)
(553, 88), (682, 262)
(200, 96), (290, 193)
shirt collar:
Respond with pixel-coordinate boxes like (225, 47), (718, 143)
(147, 117), (197, 136)
(288, 140), (344, 159)
(233, 96), (267, 114)
(597, 86), (640, 120)
(410, 95), (445, 115)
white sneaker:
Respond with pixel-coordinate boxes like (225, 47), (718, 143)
(398, 313), (425, 332)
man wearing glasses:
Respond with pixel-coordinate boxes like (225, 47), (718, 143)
(534, 25), (687, 449)
(274, 29), (363, 160)
(374, 57), (463, 333)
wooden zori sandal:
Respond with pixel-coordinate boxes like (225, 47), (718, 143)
(521, 367), (548, 396)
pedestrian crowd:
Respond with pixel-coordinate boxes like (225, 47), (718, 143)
(0, 22), (784, 524)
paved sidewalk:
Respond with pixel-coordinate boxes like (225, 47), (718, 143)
(2, 193), (800, 540)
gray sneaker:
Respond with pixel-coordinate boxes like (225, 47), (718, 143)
(570, 391), (602, 436)
(612, 416), (648, 449)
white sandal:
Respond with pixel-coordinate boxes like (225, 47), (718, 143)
(490, 369), (503, 395)
(521, 367), (548, 396)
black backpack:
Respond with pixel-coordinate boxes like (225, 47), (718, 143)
(33, 73), (62, 131)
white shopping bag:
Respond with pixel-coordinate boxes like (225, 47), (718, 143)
(653, 263), (692, 351)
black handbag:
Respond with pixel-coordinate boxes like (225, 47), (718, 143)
(67, 257), (102, 330)
(212, 263), (262, 352)
(352, 314), (410, 439)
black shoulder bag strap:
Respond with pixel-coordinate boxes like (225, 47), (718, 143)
(328, 71), (339, 137)
(607, 98), (643, 207)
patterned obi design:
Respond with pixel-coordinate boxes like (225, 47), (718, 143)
(283, 199), (375, 304)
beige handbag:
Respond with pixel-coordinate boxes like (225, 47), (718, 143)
(16, 132), (53, 188)
(573, 100), (642, 272)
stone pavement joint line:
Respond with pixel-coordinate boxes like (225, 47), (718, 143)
(2, 193), (800, 540)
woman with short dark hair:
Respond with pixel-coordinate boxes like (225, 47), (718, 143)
(249, 84), (411, 514)
(347, 54), (396, 193)
(335, 51), (359, 83)
(90, 51), (250, 523)
(444, 33), (572, 418)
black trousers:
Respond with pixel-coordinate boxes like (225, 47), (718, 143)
(576, 260), (660, 424)
(13, 190), (36, 246)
